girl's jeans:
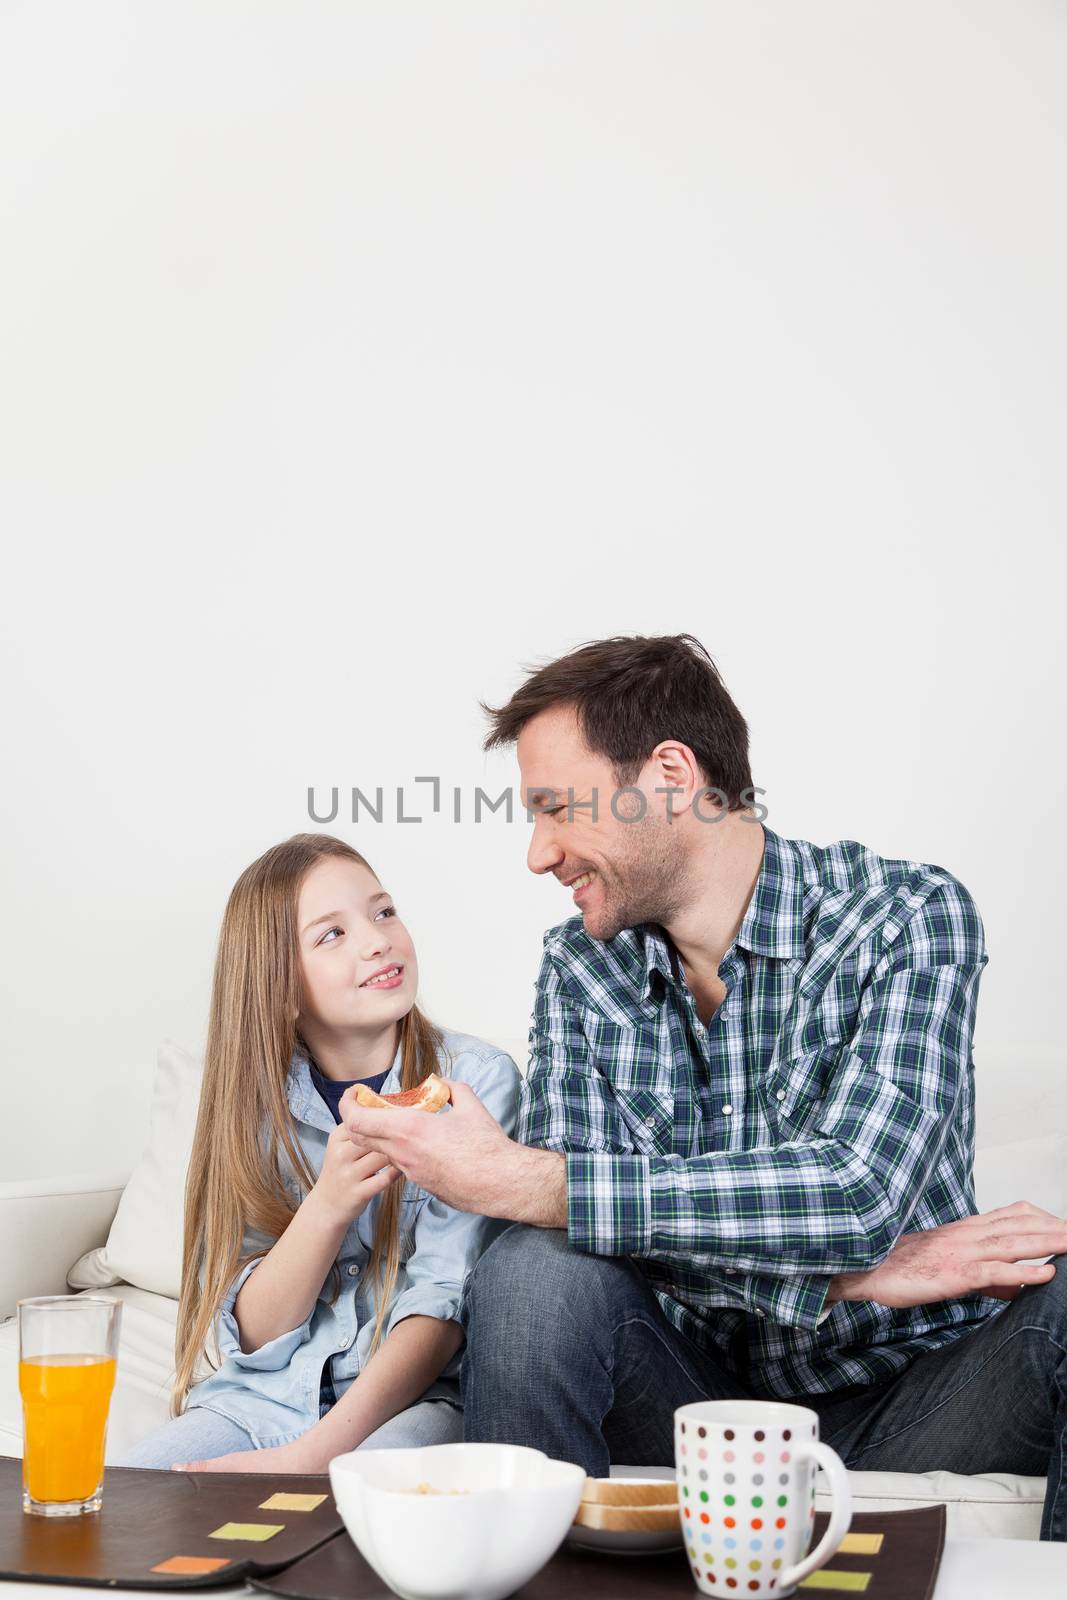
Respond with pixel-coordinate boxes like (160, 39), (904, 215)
(116, 1397), (463, 1469)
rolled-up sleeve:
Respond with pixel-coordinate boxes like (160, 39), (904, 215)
(385, 1050), (521, 1335)
(209, 1229), (316, 1371)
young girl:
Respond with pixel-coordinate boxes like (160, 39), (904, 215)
(117, 833), (519, 1472)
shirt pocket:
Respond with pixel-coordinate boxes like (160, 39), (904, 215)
(611, 1085), (676, 1155)
(764, 1047), (839, 1134)
(354, 1178), (426, 1256)
(399, 1179), (430, 1259)
(579, 1018), (664, 1095)
(400, 1177), (431, 1211)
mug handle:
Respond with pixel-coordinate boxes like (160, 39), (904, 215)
(776, 1440), (852, 1593)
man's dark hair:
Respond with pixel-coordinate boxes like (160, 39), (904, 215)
(481, 634), (755, 809)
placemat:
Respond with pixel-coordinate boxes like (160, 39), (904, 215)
(251, 1504), (947, 1600)
(0, 1457), (342, 1589)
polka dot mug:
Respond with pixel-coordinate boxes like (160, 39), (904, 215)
(675, 1400), (852, 1599)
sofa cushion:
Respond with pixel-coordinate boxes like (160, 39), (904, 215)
(67, 1041), (202, 1301)
(814, 1469), (1044, 1541)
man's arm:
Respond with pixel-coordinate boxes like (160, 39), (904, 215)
(341, 1083), (1067, 1315)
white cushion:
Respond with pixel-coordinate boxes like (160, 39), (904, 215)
(815, 1469), (1045, 1541)
(67, 1041), (203, 1301)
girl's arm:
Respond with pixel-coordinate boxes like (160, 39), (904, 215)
(299, 1314), (464, 1463)
(233, 1128), (400, 1352)
(232, 1187), (349, 1353)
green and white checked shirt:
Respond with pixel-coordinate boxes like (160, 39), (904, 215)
(520, 825), (1003, 1398)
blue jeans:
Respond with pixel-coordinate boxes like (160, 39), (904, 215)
(459, 1226), (1067, 1541)
(116, 1398), (463, 1469)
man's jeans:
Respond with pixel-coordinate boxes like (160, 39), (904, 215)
(460, 1226), (1067, 1541)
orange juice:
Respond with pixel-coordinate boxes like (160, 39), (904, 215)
(19, 1354), (117, 1504)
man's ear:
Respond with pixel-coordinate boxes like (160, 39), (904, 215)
(648, 739), (704, 816)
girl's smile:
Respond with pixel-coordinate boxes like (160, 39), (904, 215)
(360, 964), (406, 990)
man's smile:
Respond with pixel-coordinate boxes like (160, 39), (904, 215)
(560, 868), (598, 903)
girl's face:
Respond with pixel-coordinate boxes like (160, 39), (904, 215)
(296, 857), (418, 1037)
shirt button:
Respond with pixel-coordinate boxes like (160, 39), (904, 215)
(645, 1114), (656, 1127)
(776, 1089), (786, 1102)
(722, 1104), (733, 1116)
(348, 1264), (358, 1276)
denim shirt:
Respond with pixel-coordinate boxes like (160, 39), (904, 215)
(185, 1029), (520, 1447)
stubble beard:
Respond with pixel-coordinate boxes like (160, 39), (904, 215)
(583, 822), (694, 942)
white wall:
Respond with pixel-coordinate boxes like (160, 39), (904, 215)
(2, 0), (1064, 1181)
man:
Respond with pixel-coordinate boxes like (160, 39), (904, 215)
(343, 634), (1067, 1539)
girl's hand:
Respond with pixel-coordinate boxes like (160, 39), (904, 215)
(169, 1437), (326, 1475)
(310, 1121), (400, 1229)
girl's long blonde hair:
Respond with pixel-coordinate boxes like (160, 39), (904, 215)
(170, 833), (445, 1418)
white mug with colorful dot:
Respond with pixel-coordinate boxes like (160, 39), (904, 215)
(675, 1399), (852, 1599)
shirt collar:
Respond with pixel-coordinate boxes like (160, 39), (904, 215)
(638, 825), (808, 1003)
(733, 825), (809, 959)
(639, 925), (677, 1004)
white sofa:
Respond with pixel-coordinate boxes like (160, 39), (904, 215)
(2, 1039), (1063, 1540)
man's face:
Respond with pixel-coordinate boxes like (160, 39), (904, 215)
(516, 705), (693, 941)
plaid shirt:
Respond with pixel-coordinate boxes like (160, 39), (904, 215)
(520, 825), (1002, 1398)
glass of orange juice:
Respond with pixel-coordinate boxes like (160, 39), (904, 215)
(18, 1295), (122, 1516)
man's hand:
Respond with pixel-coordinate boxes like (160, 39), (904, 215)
(340, 1082), (567, 1226)
(339, 1081), (514, 1214)
(828, 1201), (1067, 1308)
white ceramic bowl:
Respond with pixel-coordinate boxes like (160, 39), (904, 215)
(328, 1442), (586, 1600)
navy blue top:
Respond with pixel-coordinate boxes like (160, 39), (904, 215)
(309, 1061), (391, 1123)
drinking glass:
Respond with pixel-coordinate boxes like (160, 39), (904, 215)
(18, 1295), (122, 1516)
